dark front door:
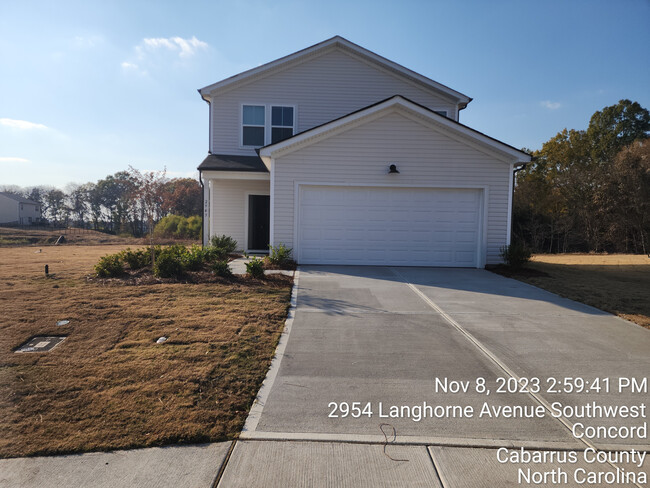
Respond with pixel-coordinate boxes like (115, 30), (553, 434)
(248, 195), (270, 251)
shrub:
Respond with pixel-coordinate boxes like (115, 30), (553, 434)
(154, 215), (201, 239)
(95, 254), (124, 277)
(153, 245), (188, 278)
(245, 257), (265, 279)
(121, 247), (151, 270)
(183, 244), (206, 271)
(500, 242), (532, 269)
(204, 246), (227, 263)
(212, 260), (233, 278)
(268, 243), (293, 266)
(209, 235), (238, 254)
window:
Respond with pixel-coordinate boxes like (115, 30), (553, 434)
(242, 105), (265, 146)
(434, 110), (448, 117)
(271, 106), (294, 143)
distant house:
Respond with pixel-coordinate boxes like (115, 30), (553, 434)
(197, 36), (530, 267)
(0, 192), (42, 225)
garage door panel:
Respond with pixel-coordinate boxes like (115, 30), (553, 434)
(297, 186), (481, 267)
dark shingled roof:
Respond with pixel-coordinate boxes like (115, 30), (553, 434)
(198, 154), (267, 172)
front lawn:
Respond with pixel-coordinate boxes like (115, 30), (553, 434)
(491, 254), (650, 329)
(0, 245), (292, 458)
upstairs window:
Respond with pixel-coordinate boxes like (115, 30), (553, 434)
(434, 110), (448, 117)
(271, 106), (294, 143)
(242, 105), (265, 146)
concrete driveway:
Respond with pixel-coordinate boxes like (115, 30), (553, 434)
(221, 266), (650, 486)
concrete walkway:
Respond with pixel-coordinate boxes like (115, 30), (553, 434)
(0, 443), (232, 488)
(228, 256), (293, 276)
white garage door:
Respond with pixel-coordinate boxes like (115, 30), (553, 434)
(297, 186), (481, 267)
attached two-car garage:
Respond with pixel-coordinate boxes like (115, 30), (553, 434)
(297, 185), (482, 267)
(258, 97), (531, 268)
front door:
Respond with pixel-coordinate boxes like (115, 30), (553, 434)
(248, 195), (270, 251)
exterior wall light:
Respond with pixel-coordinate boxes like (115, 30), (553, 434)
(388, 164), (400, 174)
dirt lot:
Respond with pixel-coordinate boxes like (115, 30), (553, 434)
(0, 245), (292, 458)
(497, 254), (650, 329)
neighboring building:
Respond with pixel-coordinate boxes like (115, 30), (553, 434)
(197, 36), (530, 267)
(0, 192), (42, 225)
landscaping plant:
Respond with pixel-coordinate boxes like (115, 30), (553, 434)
(212, 260), (233, 278)
(500, 242), (532, 269)
(94, 254), (124, 277)
(209, 235), (238, 254)
(245, 257), (265, 279)
(268, 243), (293, 266)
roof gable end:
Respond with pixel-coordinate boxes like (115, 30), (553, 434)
(199, 36), (471, 106)
(259, 96), (531, 166)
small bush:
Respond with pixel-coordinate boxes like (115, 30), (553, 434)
(153, 245), (188, 278)
(500, 242), (532, 269)
(212, 260), (233, 278)
(121, 247), (151, 270)
(245, 257), (265, 279)
(184, 244), (206, 271)
(268, 243), (293, 266)
(204, 246), (227, 263)
(95, 254), (124, 277)
(154, 215), (201, 239)
(209, 235), (238, 254)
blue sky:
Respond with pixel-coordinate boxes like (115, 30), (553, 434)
(1, 0), (648, 188)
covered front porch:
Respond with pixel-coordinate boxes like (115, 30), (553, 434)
(199, 154), (270, 253)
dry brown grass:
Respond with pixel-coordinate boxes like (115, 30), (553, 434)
(496, 254), (650, 329)
(0, 245), (292, 458)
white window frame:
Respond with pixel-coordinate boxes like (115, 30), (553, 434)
(241, 104), (266, 148)
(270, 105), (296, 144)
(240, 103), (296, 148)
(434, 110), (448, 117)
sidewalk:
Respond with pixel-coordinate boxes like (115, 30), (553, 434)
(0, 443), (232, 488)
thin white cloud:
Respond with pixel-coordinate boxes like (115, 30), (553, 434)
(0, 157), (30, 163)
(72, 35), (103, 49)
(138, 36), (208, 58)
(121, 61), (139, 69)
(0, 118), (49, 130)
(540, 100), (561, 110)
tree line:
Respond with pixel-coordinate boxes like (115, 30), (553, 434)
(514, 99), (650, 254)
(1, 167), (202, 236)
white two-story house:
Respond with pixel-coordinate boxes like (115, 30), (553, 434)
(0, 192), (42, 225)
(197, 36), (530, 267)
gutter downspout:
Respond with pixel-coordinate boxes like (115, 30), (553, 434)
(199, 170), (205, 248)
(510, 162), (529, 243)
(198, 89), (211, 248)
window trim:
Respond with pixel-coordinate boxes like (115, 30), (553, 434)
(240, 103), (297, 148)
(241, 104), (266, 148)
(433, 110), (448, 118)
(270, 105), (296, 144)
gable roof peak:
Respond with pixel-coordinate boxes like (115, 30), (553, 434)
(198, 36), (471, 106)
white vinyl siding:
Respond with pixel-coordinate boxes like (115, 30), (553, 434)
(211, 48), (457, 155)
(0, 194), (19, 224)
(209, 179), (270, 251)
(272, 111), (512, 265)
